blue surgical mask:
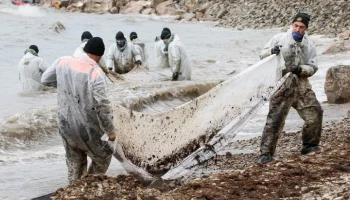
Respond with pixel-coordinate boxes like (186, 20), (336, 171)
(117, 40), (125, 47)
(292, 32), (304, 42)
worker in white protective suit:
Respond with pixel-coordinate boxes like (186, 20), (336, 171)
(106, 31), (142, 74)
(160, 28), (191, 81)
(258, 13), (323, 164)
(18, 45), (49, 92)
(73, 31), (93, 57)
(129, 32), (148, 69)
(73, 31), (107, 68)
(154, 27), (170, 70)
(41, 37), (156, 185)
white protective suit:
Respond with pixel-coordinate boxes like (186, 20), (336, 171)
(154, 39), (170, 69)
(106, 41), (142, 74)
(167, 35), (192, 80)
(260, 27), (317, 78)
(131, 38), (148, 69)
(18, 50), (48, 92)
(258, 26), (322, 159)
(41, 53), (115, 184)
(74, 40), (107, 69)
(73, 40), (88, 58)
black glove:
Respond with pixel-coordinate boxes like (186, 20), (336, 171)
(271, 45), (281, 55)
(290, 65), (302, 75)
(172, 72), (179, 81)
(135, 60), (142, 65)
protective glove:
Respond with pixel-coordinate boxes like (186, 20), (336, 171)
(135, 60), (142, 65)
(172, 72), (179, 81)
(271, 45), (281, 55)
(290, 65), (302, 76)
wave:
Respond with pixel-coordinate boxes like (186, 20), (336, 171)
(0, 4), (45, 17)
(0, 108), (57, 152)
(125, 82), (219, 113)
(109, 80), (220, 113)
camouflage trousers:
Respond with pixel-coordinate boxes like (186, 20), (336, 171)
(62, 137), (112, 184)
(260, 74), (323, 156)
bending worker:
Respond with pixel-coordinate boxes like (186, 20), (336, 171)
(106, 31), (142, 74)
(41, 37), (155, 185)
(42, 37), (116, 184)
(18, 45), (48, 92)
(130, 31), (148, 69)
(258, 13), (323, 164)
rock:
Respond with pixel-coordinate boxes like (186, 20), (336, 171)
(216, 7), (227, 19)
(195, 11), (203, 20)
(110, 7), (118, 14)
(338, 30), (350, 39)
(156, 0), (176, 15)
(325, 65), (350, 104)
(204, 3), (219, 19)
(323, 40), (350, 54)
(50, 21), (66, 33)
(191, 18), (198, 22)
(81, 0), (111, 13)
(182, 13), (195, 21)
(122, 1), (150, 14)
(198, 2), (210, 13)
(185, 1), (198, 12)
(175, 9), (186, 16)
(236, 25), (244, 31)
(142, 8), (154, 15)
(152, 0), (166, 8)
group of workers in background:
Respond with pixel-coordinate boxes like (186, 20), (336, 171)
(16, 12), (323, 185)
(18, 27), (192, 92)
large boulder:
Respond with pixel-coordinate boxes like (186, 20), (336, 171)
(325, 65), (350, 104)
(78, 0), (112, 13)
(122, 0), (150, 14)
(151, 0), (166, 8)
(323, 39), (350, 54)
(155, 0), (176, 15)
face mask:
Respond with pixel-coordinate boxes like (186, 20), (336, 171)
(292, 32), (304, 42)
(117, 40), (125, 47)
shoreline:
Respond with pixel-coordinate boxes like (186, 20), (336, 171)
(38, 0), (350, 36)
(52, 116), (350, 199)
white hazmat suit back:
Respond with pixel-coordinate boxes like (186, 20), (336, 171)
(18, 50), (48, 92)
(41, 53), (115, 155)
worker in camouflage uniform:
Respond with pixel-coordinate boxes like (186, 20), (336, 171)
(258, 13), (323, 164)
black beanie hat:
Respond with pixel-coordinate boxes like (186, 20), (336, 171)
(116, 31), (125, 40)
(83, 37), (105, 56)
(160, 27), (171, 40)
(292, 13), (311, 27)
(29, 45), (39, 54)
(81, 31), (93, 41)
(130, 32), (138, 41)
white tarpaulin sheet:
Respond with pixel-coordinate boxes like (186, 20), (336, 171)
(112, 55), (285, 174)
